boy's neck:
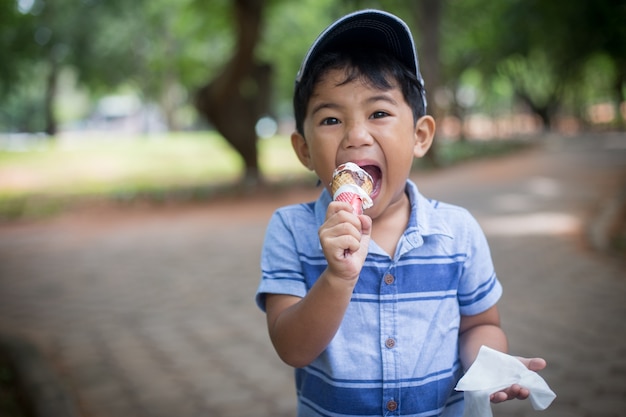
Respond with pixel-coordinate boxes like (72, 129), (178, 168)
(370, 191), (411, 257)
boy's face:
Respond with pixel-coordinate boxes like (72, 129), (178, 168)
(292, 68), (434, 219)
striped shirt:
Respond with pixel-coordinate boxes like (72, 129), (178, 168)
(256, 180), (502, 417)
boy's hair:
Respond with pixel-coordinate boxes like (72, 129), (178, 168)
(293, 48), (426, 135)
(292, 9), (428, 136)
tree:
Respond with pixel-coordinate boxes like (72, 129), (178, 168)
(194, 0), (270, 185)
(413, 0), (442, 161)
(0, 2), (36, 94)
(0, 0), (148, 135)
(498, 51), (561, 130)
(0, 2), (44, 132)
(464, 0), (626, 129)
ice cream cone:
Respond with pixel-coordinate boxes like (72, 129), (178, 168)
(331, 162), (374, 214)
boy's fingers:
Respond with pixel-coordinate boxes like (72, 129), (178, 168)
(490, 384), (530, 403)
(528, 357), (547, 371)
(516, 356), (547, 371)
(327, 201), (356, 216)
(358, 214), (372, 236)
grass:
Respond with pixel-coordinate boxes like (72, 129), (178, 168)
(0, 131), (312, 219)
(0, 131), (307, 196)
(0, 131), (533, 220)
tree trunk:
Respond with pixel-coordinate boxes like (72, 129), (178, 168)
(414, 0), (442, 164)
(614, 63), (626, 130)
(195, 0), (270, 186)
(44, 58), (58, 137)
(516, 91), (553, 131)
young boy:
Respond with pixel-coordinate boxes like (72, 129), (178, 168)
(256, 9), (546, 416)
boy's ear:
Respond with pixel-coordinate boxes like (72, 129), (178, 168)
(413, 115), (436, 158)
(291, 131), (314, 170)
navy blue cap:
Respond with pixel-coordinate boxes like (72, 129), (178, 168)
(295, 9), (427, 110)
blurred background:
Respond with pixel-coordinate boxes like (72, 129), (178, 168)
(1, 0), (625, 219)
(0, 1), (625, 417)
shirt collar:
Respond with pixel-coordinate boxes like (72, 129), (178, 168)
(314, 180), (454, 253)
(402, 180), (454, 253)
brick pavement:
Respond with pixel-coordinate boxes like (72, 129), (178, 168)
(0, 133), (625, 417)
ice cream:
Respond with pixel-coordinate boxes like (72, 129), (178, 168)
(330, 162), (374, 215)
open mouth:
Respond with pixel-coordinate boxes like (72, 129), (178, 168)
(360, 165), (382, 198)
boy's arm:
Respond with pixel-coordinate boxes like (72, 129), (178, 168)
(265, 271), (355, 368)
(459, 305), (547, 402)
(265, 201), (372, 368)
(458, 305), (508, 368)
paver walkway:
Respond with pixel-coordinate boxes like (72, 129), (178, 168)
(0, 133), (625, 417)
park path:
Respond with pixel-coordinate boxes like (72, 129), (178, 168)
(0, 133), (625, 417)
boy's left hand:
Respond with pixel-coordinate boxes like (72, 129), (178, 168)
(490, 357), (547, 403)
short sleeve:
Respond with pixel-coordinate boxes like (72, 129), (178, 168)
(457, 213), (502, 316)
(255, 209), (309, 312)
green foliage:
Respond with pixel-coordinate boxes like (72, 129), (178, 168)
(260, 0), (338, 115)
(0, 63), (49, 132)
(448, 0), (626, 120)
(497, 50), (560, 109)
(1, 0), (625, 133)
(0, 2), (36, 94)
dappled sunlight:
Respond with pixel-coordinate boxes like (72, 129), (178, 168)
(490, 193), (537, 212)
(481, 175), (580, 235)
(526, 176), (562, 197)
(490, 176), (564, 212)
(480, 212), (581, 236)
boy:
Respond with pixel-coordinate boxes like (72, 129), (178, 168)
(256, 9), (546, 416)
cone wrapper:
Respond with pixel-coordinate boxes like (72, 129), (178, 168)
(333, 184), (373, 215)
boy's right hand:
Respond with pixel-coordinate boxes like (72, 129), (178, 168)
(266, 204), (372, 368)
(319, 201), (372, 281)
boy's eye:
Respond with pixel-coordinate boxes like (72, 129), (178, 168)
(371, 111), (389, 119)
(321, 117), (340, 126)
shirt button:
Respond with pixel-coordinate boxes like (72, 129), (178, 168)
(384, 273), (395, 285)
(385, 338), (396, 349)
(386, 400), (398, 411)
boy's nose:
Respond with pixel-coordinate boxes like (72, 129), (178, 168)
(343, 121), (373, 148)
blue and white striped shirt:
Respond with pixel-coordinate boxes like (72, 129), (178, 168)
(256, 180), (502, 417)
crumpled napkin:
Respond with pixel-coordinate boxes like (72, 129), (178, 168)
(455, 345), (556, 417)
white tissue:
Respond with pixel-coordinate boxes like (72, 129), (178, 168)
(455, 345), (556, 417)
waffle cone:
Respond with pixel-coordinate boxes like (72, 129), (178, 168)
(331, 171), (357, 194)
(330, 163), (373, 195)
